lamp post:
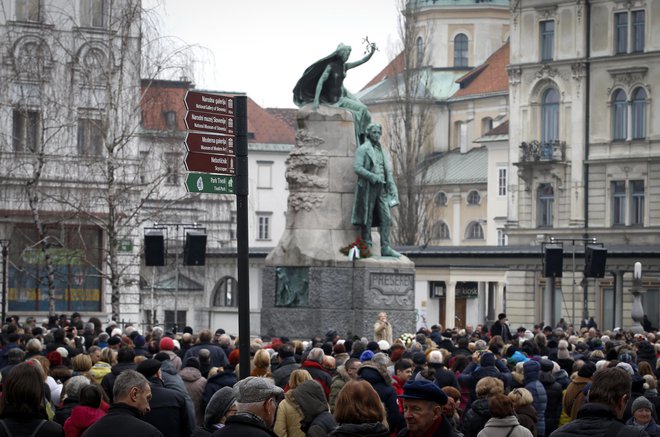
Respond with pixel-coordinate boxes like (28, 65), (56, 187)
(0, 239), (9, 325)
(630, 262), (644, 334)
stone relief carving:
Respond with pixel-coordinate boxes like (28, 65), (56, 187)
(507, 66), (522, 87)
(606, 67), (648, 94)
(535, 5), (558, 20)
(288, 193), (325, 212)
(285, 129), (329, 190)
(535, 64), (567, 81)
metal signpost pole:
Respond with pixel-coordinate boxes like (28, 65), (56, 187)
(235, 96), (251, 379)
(0, 240), (9, 324)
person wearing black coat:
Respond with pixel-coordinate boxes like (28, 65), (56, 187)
(358, 361), (405, 433)
(136, 359), (194, 437)
(539, 359), (562, 436)
(100, 348), (136, 402)
(271, 344), (299, 389)
(202, 368), (237, 411)
(550, 367), (647, 437)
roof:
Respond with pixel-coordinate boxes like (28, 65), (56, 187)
(423, 146), (487, 185)
(246, 98), (296, 144)
(248, 143), (294, 153)
(266, 108), (298, 132)
(452, 42), (509, 98)
(362, 52), (405, 90)
(358, 67), (467, 104)
(409, 0), (509, 8)
(474, 120), (509, 143)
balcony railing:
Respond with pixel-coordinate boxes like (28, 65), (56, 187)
(519, 140), (566, 162)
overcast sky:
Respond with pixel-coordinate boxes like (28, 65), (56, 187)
(149, 0), (401, 108)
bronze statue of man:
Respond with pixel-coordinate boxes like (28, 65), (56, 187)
(351, 123), (400, 257)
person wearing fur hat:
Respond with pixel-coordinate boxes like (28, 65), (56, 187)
(626, 396), (660, 437)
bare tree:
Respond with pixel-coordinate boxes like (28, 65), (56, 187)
(385, 0), (437, 246)
(0, 1), (200, 320)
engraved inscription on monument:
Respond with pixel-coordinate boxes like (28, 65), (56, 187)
(368, 273), (414, 307)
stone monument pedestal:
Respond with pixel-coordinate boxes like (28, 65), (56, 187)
(261, 106), (416, 339)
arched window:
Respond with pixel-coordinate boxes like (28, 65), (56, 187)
(416, 36), (424, 67)
(467, 190), (481, 205)
(212, 276), (238, 307)
(465, 222), (484, 240)
(612, 89), (627, 140)
(434, 192), (447, 206)
(541, 88), (559, 146)
(631, 87), (646, 139)
(537, 183), (554, 228)
(432, 221), (450, 240)
(454, 34), (468, 67)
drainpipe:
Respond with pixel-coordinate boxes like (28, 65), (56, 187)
(582, 0), (592, 322)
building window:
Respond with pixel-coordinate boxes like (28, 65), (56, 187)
(15, 0), (41, 22)
(611, 180), (626, 226)
(537, 183), (554, 228)
(257, 214), (271, 240)
(611, 89), (627, 141)
(81, 0), (108, 28)
(615, 12), (628, 54)
(77, 118), (104, 156)
(257, 161), (273, 189)
(630, 180), (644, 226)
(497, 229), (508, 246)
(481, 117), (493, 135)
(434, 192), (447, 206)
(454, 34), (468, 67)
(416, 36), (424, 67)
(497, 167), (507, 196)
(431, 221), (450, 240)
(631, 87), (646, 140)
(139, 151), (149, 184)
(164, 310), (186, 333)
(632, 10), (645, 53)
(212, 276), (238, 307)
(163, 111), (177, 130)
(465, 222), (484, 240)
(467, 190), (481, 205)
(540, 20), (554, 61)
(12, 109), (40, 152)
(165, 153), (180, 185)
(541, 88), (559, 148)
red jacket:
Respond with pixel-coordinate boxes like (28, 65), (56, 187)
(64, 405), (106, 437)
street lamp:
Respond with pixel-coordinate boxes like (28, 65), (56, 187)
(0, 239), (9, 325)
(630, 262), (644, 333)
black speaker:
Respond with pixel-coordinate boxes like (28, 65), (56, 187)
(144, 231), (165, 266)
(584, 245), (607, 278)
(183, 231), (207, 266)
(543, 245), (563, 278)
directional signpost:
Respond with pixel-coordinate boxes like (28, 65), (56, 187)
(183, 90), (250, 379)
(185, 173), (235, 194)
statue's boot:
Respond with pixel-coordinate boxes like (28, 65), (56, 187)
(381, 246), (401, 258)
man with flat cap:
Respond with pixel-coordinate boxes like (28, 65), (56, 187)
(136, 358), (194, 437)
(397, 380), (457, 437)
(212, 376), (283, 437)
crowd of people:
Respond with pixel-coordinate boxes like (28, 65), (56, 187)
(0, 311), (659, 437)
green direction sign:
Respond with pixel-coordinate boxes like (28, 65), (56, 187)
(185, 172), (236, 194)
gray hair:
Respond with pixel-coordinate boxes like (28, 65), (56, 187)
(307, 347), (324, 363)
(113, 370), (149, 401)
(218, 334), (232, 347)
(372, 352), (390, 368)
(151, 327), (164, 338)
(26, 338), (42, 353)
(65, 375), (91, 400)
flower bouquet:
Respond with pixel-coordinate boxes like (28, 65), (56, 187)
(339, 237), (371, 259)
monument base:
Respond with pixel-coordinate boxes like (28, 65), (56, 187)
(261, 257), (415, 340)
